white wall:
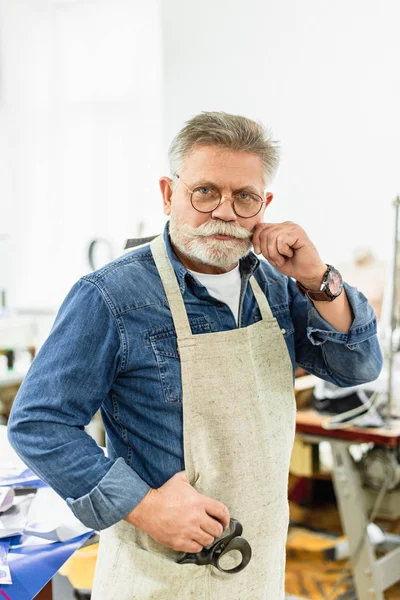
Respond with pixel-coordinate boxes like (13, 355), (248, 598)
(1, 0), (399, 316)
(161, 0), (400, 266)
(0, 0), (164, 311)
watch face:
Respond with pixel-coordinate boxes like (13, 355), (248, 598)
(328, 270), (342, 296)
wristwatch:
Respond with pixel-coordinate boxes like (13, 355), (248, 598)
(296, 265), (344, 302)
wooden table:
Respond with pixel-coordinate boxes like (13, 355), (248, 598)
(296, 408), (400, 447)
(36, 581), (52, 600)
(296, 409), (400, 600)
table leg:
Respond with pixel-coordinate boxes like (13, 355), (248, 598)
(330, 440), (384, 600)
(35, 580), (53, 600)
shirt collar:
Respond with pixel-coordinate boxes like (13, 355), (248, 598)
(162, 221), (260, 294)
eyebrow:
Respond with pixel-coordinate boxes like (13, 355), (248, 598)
(190, 180), (263, 196)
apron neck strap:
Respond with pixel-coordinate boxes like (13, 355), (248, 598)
(150, 234), (275, 338)
(151, 234), (193, 339)
(249, 277), (274, 321)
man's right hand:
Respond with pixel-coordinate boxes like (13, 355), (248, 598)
(123, 471), (230, 553)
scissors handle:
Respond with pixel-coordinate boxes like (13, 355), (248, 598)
(177, 518), (252, 574)
(212, 535), (252, 574)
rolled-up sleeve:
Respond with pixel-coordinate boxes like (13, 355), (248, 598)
(290, 280), (383, 386)
(66, 458), (150, 531)
(7, 278), (150, 531)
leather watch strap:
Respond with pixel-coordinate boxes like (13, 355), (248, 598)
(295, 264), (335, 301)
(295, 280), (334, 301)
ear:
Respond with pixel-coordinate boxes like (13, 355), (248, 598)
(159, 177), (174, 216)
(260, 192), (273, 219)
(265, 192), (273, 209)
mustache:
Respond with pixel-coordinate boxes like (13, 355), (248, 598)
(181, 221), (253, 240)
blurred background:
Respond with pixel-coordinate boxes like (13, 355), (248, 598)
(0, 2), (400, 598)
(0, 0), (399, 327)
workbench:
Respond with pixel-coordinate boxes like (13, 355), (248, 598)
(0, 426), (93, 600)
(296, 409), (400, 600)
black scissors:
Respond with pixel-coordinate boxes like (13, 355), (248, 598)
(177, 518), (252, 574)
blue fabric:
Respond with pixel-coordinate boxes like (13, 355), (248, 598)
(8, 222), (383, 531)
(0, 532), (93, 600)
(0, 469), (47, 489)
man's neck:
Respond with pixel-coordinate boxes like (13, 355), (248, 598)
(171, 242), (238, 275)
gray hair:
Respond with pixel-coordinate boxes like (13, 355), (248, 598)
(168, 111), (280, 186)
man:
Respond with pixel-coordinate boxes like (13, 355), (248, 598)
(8, 112), (382, 599)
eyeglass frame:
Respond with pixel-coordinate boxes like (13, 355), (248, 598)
(174, 174), (266, 219)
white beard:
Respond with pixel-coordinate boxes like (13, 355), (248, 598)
(169, 214), (253, 269)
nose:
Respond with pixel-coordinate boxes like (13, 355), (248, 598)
(211, 196), (237, 221)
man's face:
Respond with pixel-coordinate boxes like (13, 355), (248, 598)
(159, 145), (273, 273)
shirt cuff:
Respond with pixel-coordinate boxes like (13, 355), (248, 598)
(66, 457), (151, 530)
(306, 282), (378, 347)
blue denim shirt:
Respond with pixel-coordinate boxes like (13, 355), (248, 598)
(8, 222), (383, 531)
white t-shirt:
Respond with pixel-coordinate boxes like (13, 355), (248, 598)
(188, 264), (242, 325)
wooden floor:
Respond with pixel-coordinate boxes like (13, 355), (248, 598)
(286, 493), (400, 599)
(286, 552), (356, 600)
(286, 551), (400, 599)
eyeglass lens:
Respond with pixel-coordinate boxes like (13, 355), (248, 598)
(191, 187), (263, 218)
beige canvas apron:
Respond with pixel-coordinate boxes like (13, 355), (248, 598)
(91, 234), (296, 599)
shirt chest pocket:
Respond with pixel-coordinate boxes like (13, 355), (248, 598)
(274, 310), (295, 339)
(146, 317), (213, 404)
(273, 308), (296, 371)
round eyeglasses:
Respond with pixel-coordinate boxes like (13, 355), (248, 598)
(175, 175), (265, 219)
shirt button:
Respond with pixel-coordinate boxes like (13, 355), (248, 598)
(216, 302), (224, 307)
(281, 328), (286, 334)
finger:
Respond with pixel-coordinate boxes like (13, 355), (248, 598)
(270, 233), (291, 266)
(260, 231), (277, 266)
(202, 515), (224, 539)
(252, 223), (275, 254)
(194, 529), (215, 547)
(280, 228), (302, 250)
(182, 540), (204, 553)
(252, 230), (261, 254)
(271, 230), (299, 265)
(276, 234), (295, 258)
(267, 231), (282, 265)
(203, 498), (230, 529)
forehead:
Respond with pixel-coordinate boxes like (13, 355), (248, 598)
(182, 145), (264, 188)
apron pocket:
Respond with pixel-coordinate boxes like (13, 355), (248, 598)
(110, 537), (205, 598)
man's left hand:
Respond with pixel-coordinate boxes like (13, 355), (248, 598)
(252, 221), (327, 290)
